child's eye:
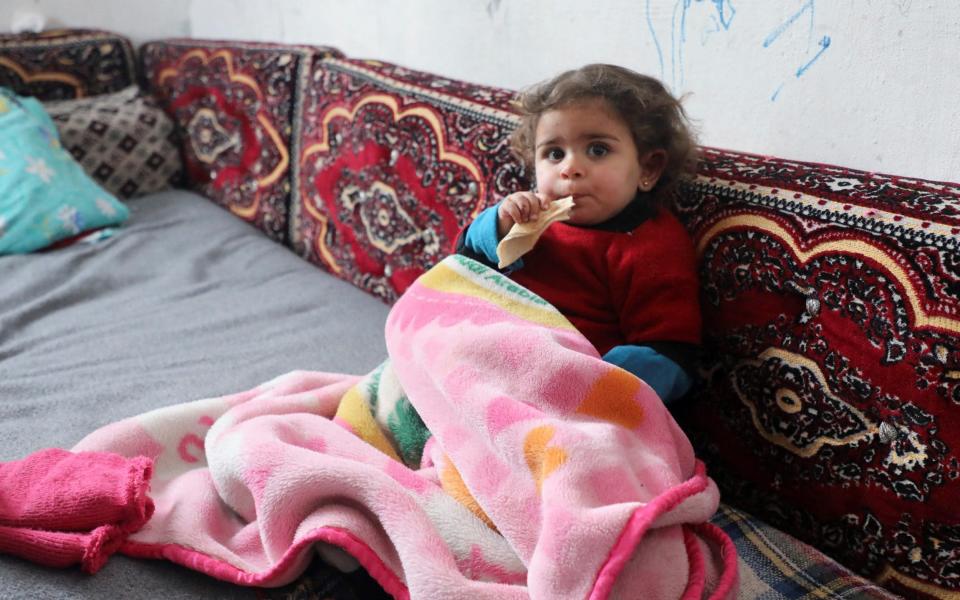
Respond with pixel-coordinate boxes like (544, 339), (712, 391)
(587, 143), (610, 158)
(543, 148), (564, 161)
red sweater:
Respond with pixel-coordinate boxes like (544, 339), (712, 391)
(508, 208), (702, 356)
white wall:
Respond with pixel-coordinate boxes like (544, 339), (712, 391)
(1, 0), (190, 45)
(4, 0), (958, 183)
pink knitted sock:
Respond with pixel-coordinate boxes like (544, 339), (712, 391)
(0, 448), (154, 572)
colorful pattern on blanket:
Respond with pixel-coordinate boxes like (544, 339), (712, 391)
(73, 255), (737, 599)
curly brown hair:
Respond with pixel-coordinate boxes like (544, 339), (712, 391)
(509, 64), (698, 206)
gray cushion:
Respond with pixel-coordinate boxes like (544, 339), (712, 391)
(0, 189), (391, 599)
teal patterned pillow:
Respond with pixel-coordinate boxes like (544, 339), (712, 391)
(0, 88), (128, 254)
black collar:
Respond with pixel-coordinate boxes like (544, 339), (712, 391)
(574, 191), (656, 233)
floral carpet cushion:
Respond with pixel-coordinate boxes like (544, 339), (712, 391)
(0, 88), (127, 254)
(141, 40), (341, 241)
(0, 29), (136, 100)
(674, 146), (960, 599)
(292, 58), (528, 303)
(44, 85), (183, 199)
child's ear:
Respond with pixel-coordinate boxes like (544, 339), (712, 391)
(637, 150), (668, 192)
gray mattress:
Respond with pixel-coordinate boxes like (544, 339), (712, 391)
(0, 189), (391, 598)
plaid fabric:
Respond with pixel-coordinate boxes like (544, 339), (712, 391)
(713, 504), (903, 600)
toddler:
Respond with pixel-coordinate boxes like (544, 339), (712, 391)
(457, 64), (701, 405)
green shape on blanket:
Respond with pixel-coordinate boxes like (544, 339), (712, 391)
(386, 395), (431, 468)
(0, 87), (128, 254)
(354, 360), (432, 468)
(364, 361), (385, 413)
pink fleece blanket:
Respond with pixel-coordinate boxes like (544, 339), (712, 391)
(74, 255), (737, 598)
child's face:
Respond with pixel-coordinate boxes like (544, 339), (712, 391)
(533, 98), (661, 225)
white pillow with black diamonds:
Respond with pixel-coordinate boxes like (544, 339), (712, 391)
(43, 86), (183, 199)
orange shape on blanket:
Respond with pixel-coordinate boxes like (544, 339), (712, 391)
(439, 458), (497, 530)
(523, 425), (568, 494)
(575, 368), (645, 430)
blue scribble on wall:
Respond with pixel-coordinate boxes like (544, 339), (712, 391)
(646, 0), (737, 90)
(712, 0), (736, 29)
(763, 0), (832, 101)
(670, 0), (689, 88)
(700, 0), (736, 44)
(644, 0), (830, 101)
(645, 0), (666, 84)
(771, 83), (785, 102)
(796, 35), (831, 76)
(762, 0), (814, 48)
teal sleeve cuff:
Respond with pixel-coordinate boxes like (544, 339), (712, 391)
(602, 344), (693, 405)
(462, 203), (501, 265)
(462, 202), (523, 271)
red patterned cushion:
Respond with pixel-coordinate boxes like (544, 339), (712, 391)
(141, 40), (342, 241)
(292, 58), (528, 302)
(0, 29), (136, 100)
(675, 147), (960, 599)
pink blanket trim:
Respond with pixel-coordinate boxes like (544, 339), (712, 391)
(589, 461), (712, 599)
(681, 527), (707, 600)
(690, 522), (739, 600)
(121, 526), (411, 598)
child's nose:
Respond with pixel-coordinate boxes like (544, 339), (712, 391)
(560, 154), (585, 179)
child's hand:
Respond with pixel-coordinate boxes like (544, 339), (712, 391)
(496, 192), (550, 238)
